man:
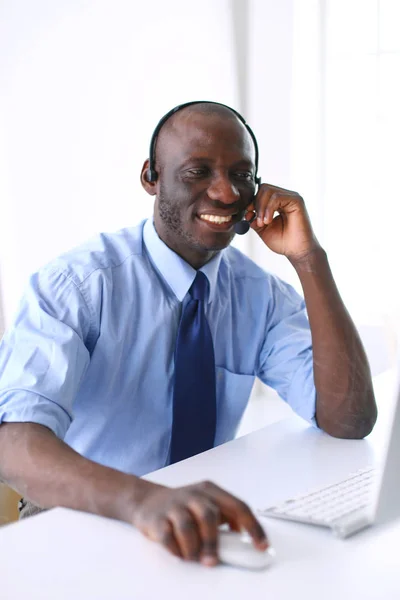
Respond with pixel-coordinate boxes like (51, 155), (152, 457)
(0, 102), (376, 566)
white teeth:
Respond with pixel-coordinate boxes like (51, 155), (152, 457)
(200, 214), (233, 224)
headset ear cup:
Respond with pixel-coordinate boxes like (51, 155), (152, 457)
(147, 169), (158, 183)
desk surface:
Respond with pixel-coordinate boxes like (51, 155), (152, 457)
(2, 370), (399, 600)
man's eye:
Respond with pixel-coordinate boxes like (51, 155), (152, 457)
(235, 172), (254, 180)
(187, 168), (208, 176)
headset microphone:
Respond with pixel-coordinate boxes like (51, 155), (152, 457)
(234, 212), (257, 235)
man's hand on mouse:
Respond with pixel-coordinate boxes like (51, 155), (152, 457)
(126, 479), (269, 566)
(246, 183), (321, 263)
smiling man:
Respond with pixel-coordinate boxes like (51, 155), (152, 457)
(0, 101), (376, 566)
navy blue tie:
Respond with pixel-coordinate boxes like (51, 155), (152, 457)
(170, 271), (217, 464)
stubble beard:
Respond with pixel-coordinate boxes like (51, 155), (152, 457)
(157, 187), (227, 253)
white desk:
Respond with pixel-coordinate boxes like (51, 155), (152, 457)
(2, 370), (399, 600)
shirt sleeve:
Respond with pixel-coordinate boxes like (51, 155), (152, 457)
(0, 265), (93, 438)
(256, 275), (317, 426)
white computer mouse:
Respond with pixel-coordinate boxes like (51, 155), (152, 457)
(218, 530), (276, 570)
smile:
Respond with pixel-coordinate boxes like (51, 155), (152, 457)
(199, 214), (234, 225)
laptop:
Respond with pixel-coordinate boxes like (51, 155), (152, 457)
(257, 362), (400, 538)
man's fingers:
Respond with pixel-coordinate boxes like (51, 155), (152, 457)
(254, 185), (301, 227)
(225, 498), (268, 549)
(187, 495), (220, 567)
(168, 507), (202, 561)
(258, 193), (290, 227)
(135, 482), (269, 565)
(199, 482), (269, 549)
(221, 516), (241, 532)
(254, 187), (274, 227)
(244, 201), (256, 222)
(244, 209), (257, 223)
(146, 519), (182, 558)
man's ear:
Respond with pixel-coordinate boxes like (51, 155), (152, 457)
(140, 159), (157, 196)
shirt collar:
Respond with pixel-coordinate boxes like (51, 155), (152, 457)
(143, 218), (223, 303)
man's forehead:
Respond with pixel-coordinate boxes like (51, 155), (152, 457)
(157, 107), (255, 162)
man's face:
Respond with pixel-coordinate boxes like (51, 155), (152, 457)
(147, 110), (257, 267)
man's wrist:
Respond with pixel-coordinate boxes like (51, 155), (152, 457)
(288, 245), (327, 273)
(76, 464), (158, 524)
(116, 476), (162, 524)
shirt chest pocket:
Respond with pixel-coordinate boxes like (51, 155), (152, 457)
(215, 366), (255, 445)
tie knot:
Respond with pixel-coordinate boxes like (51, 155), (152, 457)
(189, 271), (209, 301)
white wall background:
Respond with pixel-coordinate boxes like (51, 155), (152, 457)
(323, 0), (400, 333)
(0, 0), (241, 326)
(1, 0), (399, 364)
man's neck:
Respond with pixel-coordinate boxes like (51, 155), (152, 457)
(153, 216), (218, 270)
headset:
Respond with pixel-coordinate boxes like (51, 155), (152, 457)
(147, 101), (261, 235)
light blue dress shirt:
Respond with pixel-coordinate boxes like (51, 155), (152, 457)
(0, 219), (316, 476)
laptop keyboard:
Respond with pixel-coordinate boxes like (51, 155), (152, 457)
(258, 466), (376, 526)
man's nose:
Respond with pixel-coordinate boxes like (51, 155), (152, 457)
(207, 175), (240, 204)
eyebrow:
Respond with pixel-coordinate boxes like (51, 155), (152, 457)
(179, 157), (255, 169)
